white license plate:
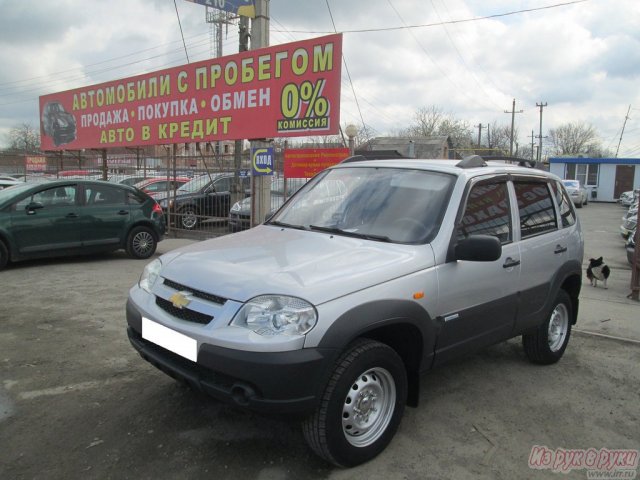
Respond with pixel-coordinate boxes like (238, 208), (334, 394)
(142, 317), (197, 362)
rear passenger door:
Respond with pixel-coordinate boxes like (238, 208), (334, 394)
(512, 179), (566, 332)
(81, 183), (129, 247)
(434, 178), (521, 365)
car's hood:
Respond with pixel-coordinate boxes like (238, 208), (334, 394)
(159, 225), (435, 305)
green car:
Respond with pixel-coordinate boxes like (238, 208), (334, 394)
(0, 180), (165, 270)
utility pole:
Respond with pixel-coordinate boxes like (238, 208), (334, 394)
(530, 130), (535, 161)
(476, 123), (486, 147)
(615, 105), (631, 158)
(504, 99), (523, 156)
(536, 101), (548, 162)
(250, 0), (271, 227)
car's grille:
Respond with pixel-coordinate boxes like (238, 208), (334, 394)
(155, 297), (213, 325)
(163, 278), (227, 305)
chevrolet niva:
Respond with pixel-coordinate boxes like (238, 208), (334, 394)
(126, 155), (584, 467)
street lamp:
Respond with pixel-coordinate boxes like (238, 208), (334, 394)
(345, 124), (358, 156)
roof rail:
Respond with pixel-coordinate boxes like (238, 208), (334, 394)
(456, 155), (487, 169)
(481, 155), (545, 169)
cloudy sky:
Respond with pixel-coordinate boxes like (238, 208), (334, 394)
(0, 0), (639, 156)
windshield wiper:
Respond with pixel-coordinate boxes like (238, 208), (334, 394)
(309, 225), (391, 242)
(266, 220), (308, 231)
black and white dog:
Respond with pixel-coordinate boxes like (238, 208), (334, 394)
(587, 257), (610, 288)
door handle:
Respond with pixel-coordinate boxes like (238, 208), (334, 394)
(503, 257), (520, 268)
(65, 213), (78, 219)
(118, 210), (129, 215)
(554, 245), (567, 254)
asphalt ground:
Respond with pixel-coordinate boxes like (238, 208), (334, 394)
(0, 202), (638, 479)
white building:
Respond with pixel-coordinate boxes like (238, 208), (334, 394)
(549, 157), (640, 202)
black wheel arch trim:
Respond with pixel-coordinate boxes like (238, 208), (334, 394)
(316, 299), (437, 407)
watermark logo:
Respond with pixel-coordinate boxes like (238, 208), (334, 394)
(529, 446), (638, 478)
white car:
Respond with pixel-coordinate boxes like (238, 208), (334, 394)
(561, 179), (588, 208)
(127, 155), (584, 467)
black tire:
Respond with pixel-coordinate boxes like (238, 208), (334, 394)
(302, 339), (407, 467)
(178, 206), (199, 230)
(126, 226), (157, 259)
(576, 200), (583, 208)
(0, 240), (8, 271)
(522, 290), (572, 365)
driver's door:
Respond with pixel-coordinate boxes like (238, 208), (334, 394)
(10, 184), (82, 254)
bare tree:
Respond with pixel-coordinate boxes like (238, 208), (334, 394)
(487, 122), (519, 155)
(548, 122), (599, 155)
(403, 106), (473, 151)
(5, 123), (41, 152)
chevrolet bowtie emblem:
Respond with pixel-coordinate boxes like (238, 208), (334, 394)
(169, 291), (192, 309)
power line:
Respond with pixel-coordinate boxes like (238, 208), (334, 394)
(279, 0), (589, 34)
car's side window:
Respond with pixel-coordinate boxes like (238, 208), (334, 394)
(85, 184), (125, 205)
(214, 177), (231, 193)
(15, 185), (77, 210)
(514, 181), (558, 238)
(457, 181), (512, 244)
(551, 180), (576, 228)
(127, 191), (145, 205)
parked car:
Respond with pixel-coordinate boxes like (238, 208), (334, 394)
(619, 189), (639, 207)
(626, 228), (637, 265)
(228, 177), (307, 232)
(0, 179), (23, 190)
(126, 155), (583, 467)
(561, 179), (588, 208)
(0, 180), (165, 270)
(157, 173), (250, 230)
(108, 174), (153, 187)
(41, 101), (77, 146)
(133, 177), (190, 198)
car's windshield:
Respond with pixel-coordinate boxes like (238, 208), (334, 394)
(269, 167), (455, 244)
(563, 180), (579, 188)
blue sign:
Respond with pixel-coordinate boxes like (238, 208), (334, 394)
(252, 147), (274, 176)
(184, 0), (255, 18)
(239, 169), (250, 177)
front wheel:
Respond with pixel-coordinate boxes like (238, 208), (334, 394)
(126, 226), (157, 259)
(302, 339), (407, 467)
(522, 290), (572, 364)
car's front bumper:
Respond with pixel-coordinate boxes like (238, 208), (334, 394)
(126, 299), (336, 415)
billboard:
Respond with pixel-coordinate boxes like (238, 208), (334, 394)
(184, 0), (255, 17)
(284, 148), (350, 178)
(39, 34), (342, 151)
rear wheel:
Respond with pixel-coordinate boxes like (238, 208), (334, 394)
(522, 290), (572, 364)
(126, 226), (157, 259)
(0, 240), (8, 270)
(302, 339), (407, 467)
(178, 206), (199, 230)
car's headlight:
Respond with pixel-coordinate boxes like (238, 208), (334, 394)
(230, 201), (241, 212)
(232, 295), (317, 336)
(139, 258), (162, 293)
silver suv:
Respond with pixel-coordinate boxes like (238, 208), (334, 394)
(126, 155), (583, 467)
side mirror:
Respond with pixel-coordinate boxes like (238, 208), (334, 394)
(26, 202), (44, 214)
(454, 235), (502, 262)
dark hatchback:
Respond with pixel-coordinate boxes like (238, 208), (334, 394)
(0, 180), (165, 270)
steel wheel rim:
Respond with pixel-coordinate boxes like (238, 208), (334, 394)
(181, 210), (197, 229)
(548, 303), (569, 352)
(342, 367), (396, 447)
(133, 231), (154, 257)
